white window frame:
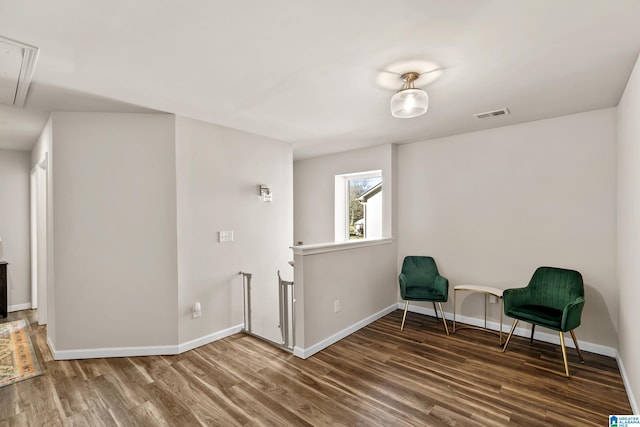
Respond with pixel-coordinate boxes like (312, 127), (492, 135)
(334, 170), (382, 242)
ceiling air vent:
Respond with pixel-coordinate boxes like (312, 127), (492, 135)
(0, 36), (39, 108)
(474, 108), (510, 120)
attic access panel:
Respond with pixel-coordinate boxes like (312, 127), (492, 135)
(0, 36), (39, 108)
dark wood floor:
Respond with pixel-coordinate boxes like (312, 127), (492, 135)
(0, 309), (632, 426)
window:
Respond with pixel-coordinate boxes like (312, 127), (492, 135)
(335, 170), (382, 242)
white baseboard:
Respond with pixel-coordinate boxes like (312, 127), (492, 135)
(49, 339), (179, 360)
(48, 323), (244, 360)
(401, 302), (617, 358)
(293, 304), (397, 359)
(616, 351), (639, 415)
(178, 324), (244, 353)
(9, 302), (33, 312)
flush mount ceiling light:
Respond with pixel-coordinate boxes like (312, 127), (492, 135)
(390, 72), (429, 119)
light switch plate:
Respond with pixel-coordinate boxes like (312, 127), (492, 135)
(219, 230), (234, 242)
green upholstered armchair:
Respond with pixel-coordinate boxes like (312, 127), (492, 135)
(502, 266), (585, 377)
(398, 256), (449, 334)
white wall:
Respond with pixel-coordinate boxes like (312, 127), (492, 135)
(50, 112), (179, 351)
(29, 112), (294, 357)
(175, 117), (293, 345)
(294, 144), (394, 245)
(293, 240), (396, 356)
(397, 109), (618, 348)
(617, 53), (640, 414)
(0, 149), (31, 309)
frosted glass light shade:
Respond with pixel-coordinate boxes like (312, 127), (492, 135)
(390, 88), (429, 118)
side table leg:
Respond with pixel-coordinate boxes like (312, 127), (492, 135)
(483, 293), (488, 330)
(453, 290), (456, 333)
(499, 297), (503, 345)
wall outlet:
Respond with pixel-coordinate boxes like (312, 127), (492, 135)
(192, 302), (201, 319)
(218, 230), (234, 242)
(334, 299), (341, 313)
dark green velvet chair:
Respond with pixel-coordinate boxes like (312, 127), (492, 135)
(502, 266), (585, 377)
(398, 256), (449, 335)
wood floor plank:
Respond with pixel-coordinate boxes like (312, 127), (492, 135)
(129, 401), (172, 427)
(0, 309), (632, 426)
(64, 406), (119, 427)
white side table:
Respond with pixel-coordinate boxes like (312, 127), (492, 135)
(453, 285), (503, 345)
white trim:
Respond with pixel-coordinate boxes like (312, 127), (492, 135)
(401, 302), (617, 358)
(178, 324), (244, 353)
(15, 43), (39, 108)
(29, 168), (37, 310)
(47, 323), (244, 360)
(616, 351), (639, 414)
(335, 170), (383, 241)
(0, 36), (39, 108)
(9, 303), (33, 312)
(293, 303), (397, 359)
(49, 341), (179, 361)
(291, 237), (393, 256)
(337, 169), (383, 179)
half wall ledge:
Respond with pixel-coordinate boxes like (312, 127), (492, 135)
(291, 237), (396, 358)
(291, 237), (393, 256)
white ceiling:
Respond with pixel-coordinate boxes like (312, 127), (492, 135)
(0, 0), (639, 159)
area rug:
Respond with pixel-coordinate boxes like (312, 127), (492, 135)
(0, 319), (42, 387)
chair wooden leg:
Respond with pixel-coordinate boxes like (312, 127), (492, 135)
(570, 330), (585, 364)
(437, 302), (449, 335)
(432, 302), (439, 321)
(400, 300), (409, 332)
(559, 332), (570, 377)
(502, 319), (518, 352)
(530, 324), (535, 345)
